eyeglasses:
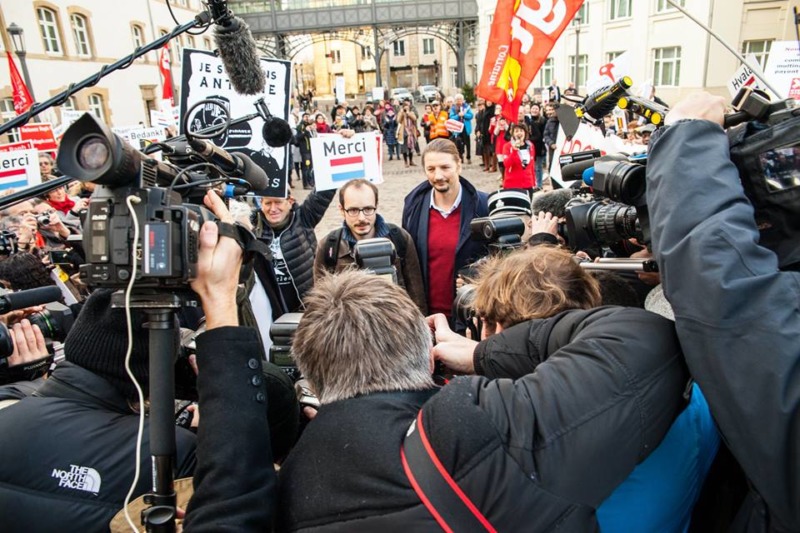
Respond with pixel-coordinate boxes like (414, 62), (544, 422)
(343, 206), (376, 217)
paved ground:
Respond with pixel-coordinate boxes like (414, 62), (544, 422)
(290, 148), (504, 242)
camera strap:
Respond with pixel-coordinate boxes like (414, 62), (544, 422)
(401, 410), (497, 532)
(217, 222), (270, 282)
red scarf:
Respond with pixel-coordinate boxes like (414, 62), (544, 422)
(48, 197), (75, 215)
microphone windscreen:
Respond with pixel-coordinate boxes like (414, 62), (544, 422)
(0, 286), (62, 314)
(233, 153), (269, 190)
(213, 17), (266, 96)
(262, 118), (294, 148)
(531, 189), (574, 219)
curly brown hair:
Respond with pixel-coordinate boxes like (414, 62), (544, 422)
(473, 246), (601, 331)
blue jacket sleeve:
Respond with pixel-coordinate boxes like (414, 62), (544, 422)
(184, 327), (275, 532)
(646, 120), (800, 531)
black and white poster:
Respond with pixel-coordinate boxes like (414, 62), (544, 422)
(179, 49), (291, 197)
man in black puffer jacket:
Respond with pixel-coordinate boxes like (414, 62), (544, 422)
(277, 269), (687, 532)
(253, 188), (335, 311)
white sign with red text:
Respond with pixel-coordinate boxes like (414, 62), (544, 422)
(549, 124), (645, 187)
(586, 51), (633, 94)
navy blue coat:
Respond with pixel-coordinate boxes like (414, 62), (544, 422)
(401, 176), (489, 303)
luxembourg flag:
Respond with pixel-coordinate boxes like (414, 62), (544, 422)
(330, 155), (366, 182)
(0, 167), (28, 191)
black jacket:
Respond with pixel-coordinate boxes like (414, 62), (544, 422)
(527, 115), (546, 156)
(0, 362), (197, 533)
(253, 189), (336, 310)
(543, 116), (560, 150)
(184, 327), (275, 531)
(647, 120), (800, 532)
(401, 177), (489, 305)
(277, 307), (687, 531)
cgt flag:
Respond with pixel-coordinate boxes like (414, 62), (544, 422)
(477, 0), (585, 122)
(159, 45), (174, 106)
(7, 52), (33, 115)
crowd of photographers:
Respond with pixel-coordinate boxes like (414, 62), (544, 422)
(0, 87), (797, 533)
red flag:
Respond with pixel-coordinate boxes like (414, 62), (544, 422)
(159, 45), (174, 106)
(477, 0), (585, 122)
(7, 52), (33, 115)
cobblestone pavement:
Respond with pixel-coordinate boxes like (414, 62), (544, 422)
(290, 151), (505, 242)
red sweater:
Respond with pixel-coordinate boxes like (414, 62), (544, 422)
(427, 206), (461, 317)
(502, 141), (535, 189)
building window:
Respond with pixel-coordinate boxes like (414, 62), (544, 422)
(174, 35), (184, 63)
(132, 25), (145, 49)
(742, 40), (773, 70)
(450, 67), (458, 88)
(0, 99), (20, 142)
(331, 50), (341, 64)
(88, 94), (105, 122)
(573, 3), (589, 25)
(203, 37), (212, 50)
(361, 45), (371, 59)
(423, 38), (434, 55)
(540, 57), (554, 87)
(569, 54), (589, 88)
(62, 96), (77, 111)
(70, 14), (91, 56)
(393, 40), (405, 57)
(653, 46), (681, 86)
(607, 51), (624, 62)
(656, 0), (685, 13)
(38, 7), (63, 54)
(609, 0), (632, 20)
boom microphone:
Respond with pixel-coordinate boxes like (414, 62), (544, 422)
(262, 110), (294, 148)
(0, 286), (63, 314)
(212, 5), (266, 96)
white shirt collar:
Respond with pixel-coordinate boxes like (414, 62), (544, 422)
(429, 185), (463, 218)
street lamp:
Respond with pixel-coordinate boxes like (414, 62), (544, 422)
(573, 16), (581, 91)
(7, 23), (36, 101)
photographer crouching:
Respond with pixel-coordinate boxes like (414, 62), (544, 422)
(646, 92), (800, 531)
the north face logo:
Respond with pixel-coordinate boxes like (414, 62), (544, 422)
(51, 464), (101, 494)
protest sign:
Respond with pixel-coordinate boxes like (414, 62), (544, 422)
(60, 110), (84, 129)
(763, 41), (800, 99)
(728, 54), (769, 98)
(113, 126), (168, 160)
(586, 51), (632, 94)
(180, 49), (292, 197)
(310, 133), (381, 192)
(0, 149), (41, 192)
(20, 123), (58, 152)
(445, 119), (465, 133)
(0, 140), (34, 153)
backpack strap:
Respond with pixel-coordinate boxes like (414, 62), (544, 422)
(323, 227), (344, 271)
(401, 410), (497, 533)
(386, 225), (407, 268)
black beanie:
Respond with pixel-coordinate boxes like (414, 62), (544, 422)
(64, 289), (150, 402)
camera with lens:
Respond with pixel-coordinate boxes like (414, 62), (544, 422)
(470, 215), (526, 255)
(36, 214), (52, 226)
(269, 312), (303, 383)
(564, 153), (650, 252)
(56, 110), (264, 291)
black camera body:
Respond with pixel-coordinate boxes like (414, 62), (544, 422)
(80, 185), (213, 289)
(57, 113), (219, 291)
(353, 237), (397, 283)
(470, 215), (526, 255)
(565, 155), (649, 251)
(269, 312), (303, 382)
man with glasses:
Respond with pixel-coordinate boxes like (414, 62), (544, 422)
(314, 179), (426, 313)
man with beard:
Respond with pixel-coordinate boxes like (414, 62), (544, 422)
(314, 179), (426, 313)
(402, 139), (488, 321)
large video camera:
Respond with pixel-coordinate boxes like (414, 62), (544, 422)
(56, 105), (265, 291)
(562, 153), (649, 251)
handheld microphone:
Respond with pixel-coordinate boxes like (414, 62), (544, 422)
(0, 286), (63, 314)
(575, 76), (633, 123)
(211, 3), (266, 96)
(617, 95), (668, 126)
